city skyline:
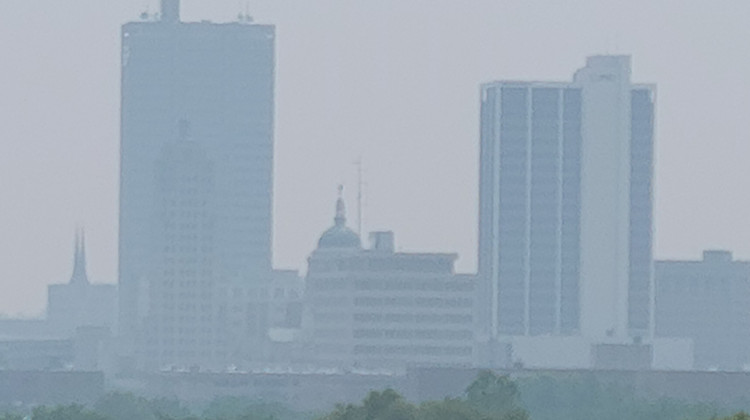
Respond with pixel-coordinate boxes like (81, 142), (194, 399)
(2, 1), (750, 315)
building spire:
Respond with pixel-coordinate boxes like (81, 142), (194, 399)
(334, 185), (346, 227)
(70, 228), (89, 285)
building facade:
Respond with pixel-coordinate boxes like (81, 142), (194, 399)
(656, 251), (750, 370)
(269, 270), (304, 330)
(478, 56), (655, 342)
(304, 193), (475, 371)
(118, 0), (275, 370)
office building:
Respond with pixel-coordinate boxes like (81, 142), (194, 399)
(656, 251), (750, 370)
(304, 191), (475, 371)
(118, 0), (275, 370)
(269, 269), (304, 329)
(478, 56), (655, 342)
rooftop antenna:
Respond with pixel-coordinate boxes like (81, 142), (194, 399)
(238, 2), (254, 23)
(355, 157), (364, 237)
(614, 31), (622, 54)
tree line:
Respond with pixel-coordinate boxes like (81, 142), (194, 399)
(1, 371), (749, 420)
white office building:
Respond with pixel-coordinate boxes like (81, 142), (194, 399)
(477, 56), (660, 368)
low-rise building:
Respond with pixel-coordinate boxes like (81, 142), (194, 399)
(303, 191), (475, 371)
(655, 250), (750, 370)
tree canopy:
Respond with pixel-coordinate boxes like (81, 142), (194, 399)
(1, 371), (749, 420)
(318, 372), (529, 420)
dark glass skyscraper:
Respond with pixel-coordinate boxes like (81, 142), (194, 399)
(118, 0), (274, 370)
(478, 84), (583, 337)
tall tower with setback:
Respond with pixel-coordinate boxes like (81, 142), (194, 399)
(478, 56), (655, 348)
(118, 0), (275, 370)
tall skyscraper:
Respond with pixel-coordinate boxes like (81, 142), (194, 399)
(118, 0), (275, 370)
(478, 56), (654, 342)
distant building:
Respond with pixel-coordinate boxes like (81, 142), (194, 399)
(0, 339), (74, 371)
(303, 190), (475, 371)
(269, 270), (303, 329)
(656, 250), (750, 371)
(0, 319), (53, 341)
(478, 55), (655, 342)
(118, 0), (275, 371)
(0, 231), (116, 372)
(47, 231), (117, 336)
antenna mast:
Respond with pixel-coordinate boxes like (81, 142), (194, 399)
(355, 157), (363, 237)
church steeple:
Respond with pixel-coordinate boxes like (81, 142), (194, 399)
(70, 228), (89, 285)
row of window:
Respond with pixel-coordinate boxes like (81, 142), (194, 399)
(352, 329), (472, 340)
(352, 345), (472, 357)
(353, 313), (472, 324)
(309, 258), (453, 274)
(353, 297), (473, 308)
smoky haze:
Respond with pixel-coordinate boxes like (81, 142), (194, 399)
(1, 0), (749, 316)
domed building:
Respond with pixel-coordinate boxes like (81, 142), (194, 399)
(316, 186), (361, 251)
(303, 188), (476, 371)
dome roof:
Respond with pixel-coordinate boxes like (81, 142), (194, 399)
(317, 186), (361, 249)
(318, 224), (361, 249)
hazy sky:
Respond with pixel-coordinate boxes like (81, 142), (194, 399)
(1, 0), (749, 315)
